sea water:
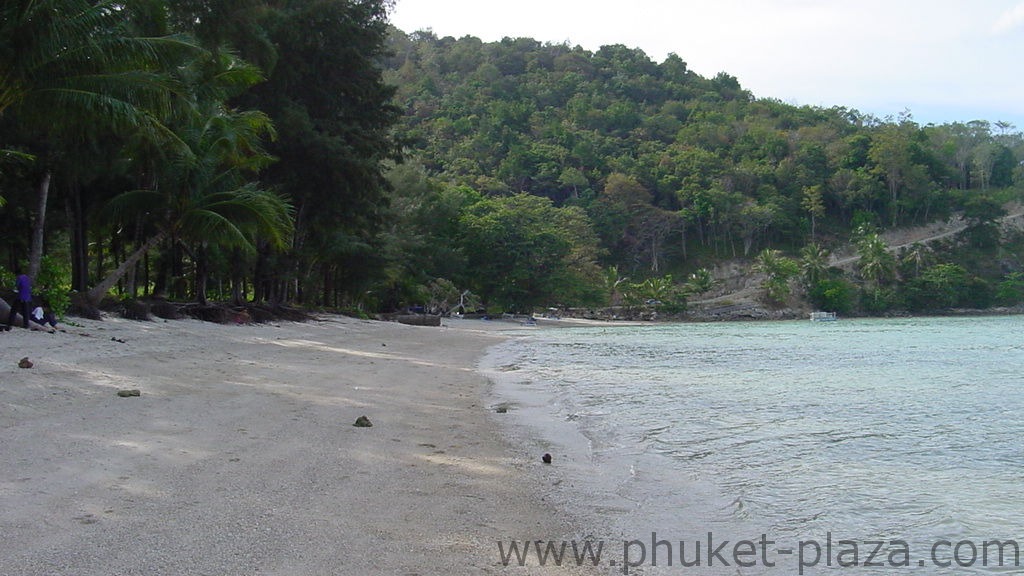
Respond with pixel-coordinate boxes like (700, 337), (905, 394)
(482, 316), (1024, 575)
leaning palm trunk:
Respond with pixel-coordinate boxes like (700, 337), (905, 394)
(0, 299), (24, 327)
(85, 231), (167, 306)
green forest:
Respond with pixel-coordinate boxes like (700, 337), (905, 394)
(4, 0), (1024, 322)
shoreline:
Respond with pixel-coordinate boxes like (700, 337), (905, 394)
(538, 303), (1024, 323)
(0, 315), (600, 575)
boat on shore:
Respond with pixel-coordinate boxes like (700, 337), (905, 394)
(810, 311), (838, 322)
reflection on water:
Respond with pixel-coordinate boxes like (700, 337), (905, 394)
(485, 316), (1024, 574)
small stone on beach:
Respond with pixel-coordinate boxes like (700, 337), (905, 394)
(542, 453), (552, 464)
(18, 357), (32, 369)
(116, 389), (141, 397)
(353, 415), (373, 427)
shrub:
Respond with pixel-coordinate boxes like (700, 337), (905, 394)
(808, 278), (855, 314)
(996, 272), (1024, 305)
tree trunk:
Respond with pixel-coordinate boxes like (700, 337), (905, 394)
(67, 184), (89, 291)
(86, 231), (166, 306)
(195, 244), (208, 306)
(253, 242), (268, 302)
(0, 299), (30, 328)
(230, 248), (244, 306)
(170, 242), (185, 300)
(322, 264), (331, 307)
(143, 250), (150, 297)
(94, 226), (104, 290)
(650, 234), (660, 273)
(27, 171), (50, 280)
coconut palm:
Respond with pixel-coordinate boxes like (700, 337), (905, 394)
(0, 0), (196, 119)
(754, 248), (799, 303)
(685, 267), (716, 295)
(857, 234), (896, 286)
(1, 0), (200, 278)
(603, 265), (629, 305)
(899, 242), (931, 278)
(84, 41), (293, 308)
(95, 105), (292, 306)
(799, 243), (830, 287)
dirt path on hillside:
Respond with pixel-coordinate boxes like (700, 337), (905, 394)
(830, 204), (1024, 268)
(690, 202), (1024, 312)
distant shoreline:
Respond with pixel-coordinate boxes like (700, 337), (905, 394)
(546, 303), (1024, 323)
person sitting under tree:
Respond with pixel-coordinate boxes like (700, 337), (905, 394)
(30, 297), (60, 333)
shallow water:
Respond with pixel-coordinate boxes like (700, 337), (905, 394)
(483, 316), (1024, 574)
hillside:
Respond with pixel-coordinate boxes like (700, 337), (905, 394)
(382, 29), (1024, 316)
(687, 203), (1024, 319)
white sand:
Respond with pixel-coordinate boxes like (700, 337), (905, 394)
(0, 315), (601, 575)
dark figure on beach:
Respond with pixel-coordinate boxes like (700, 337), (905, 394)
(30, 298), (59, 332)
(6, 269), (32, 330)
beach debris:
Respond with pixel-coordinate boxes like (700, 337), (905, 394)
(353, 415), (373, 427)
(111, 337), (126, 343)
(542, 453), (552, 464)
(17, 357), (32, 369)
(392, 314), (441, 327)
(495, 406), (508, 414)
(116, 389), (141, 397)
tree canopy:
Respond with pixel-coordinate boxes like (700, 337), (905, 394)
(3, 8), (1024, 319)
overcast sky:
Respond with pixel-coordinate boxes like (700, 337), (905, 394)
(388, 0), (1024, 129)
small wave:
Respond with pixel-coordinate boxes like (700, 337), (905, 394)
(677, 450), (713, 461)
(825, 432), (894, 443)
(639, 424), (672, 442)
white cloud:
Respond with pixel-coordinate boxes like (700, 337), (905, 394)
(992, 1), (1024, 34)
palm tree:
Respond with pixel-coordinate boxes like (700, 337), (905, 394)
(857, 234), (895, 286)
(899, 242), (930, 278)
(603, 265), (629, 305)
(95, 106), (292, 306)
(754, 248), (799, 303)
(85, 42), (292, 308)
(685, 268), (716, 295)
(1, 0), (200, 279)
(799, 243), (830, 287)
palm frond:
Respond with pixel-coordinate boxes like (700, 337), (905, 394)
(104, 189), (167, 225)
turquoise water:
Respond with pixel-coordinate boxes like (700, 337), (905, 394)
(485, 316), (1024, 574)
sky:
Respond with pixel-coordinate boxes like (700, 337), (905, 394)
(388, 0), (1024, 129)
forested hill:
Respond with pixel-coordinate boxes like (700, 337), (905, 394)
(381, 29), (1024, 315)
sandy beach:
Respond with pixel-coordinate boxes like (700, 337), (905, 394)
(0, 315), (600, 575)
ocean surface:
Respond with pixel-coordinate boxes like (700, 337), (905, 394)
(481, 316), (1024, 575)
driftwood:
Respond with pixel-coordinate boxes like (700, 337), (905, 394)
(391, 314), (442, 327)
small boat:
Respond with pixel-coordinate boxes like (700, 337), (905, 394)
(810, 311), (837, 322)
